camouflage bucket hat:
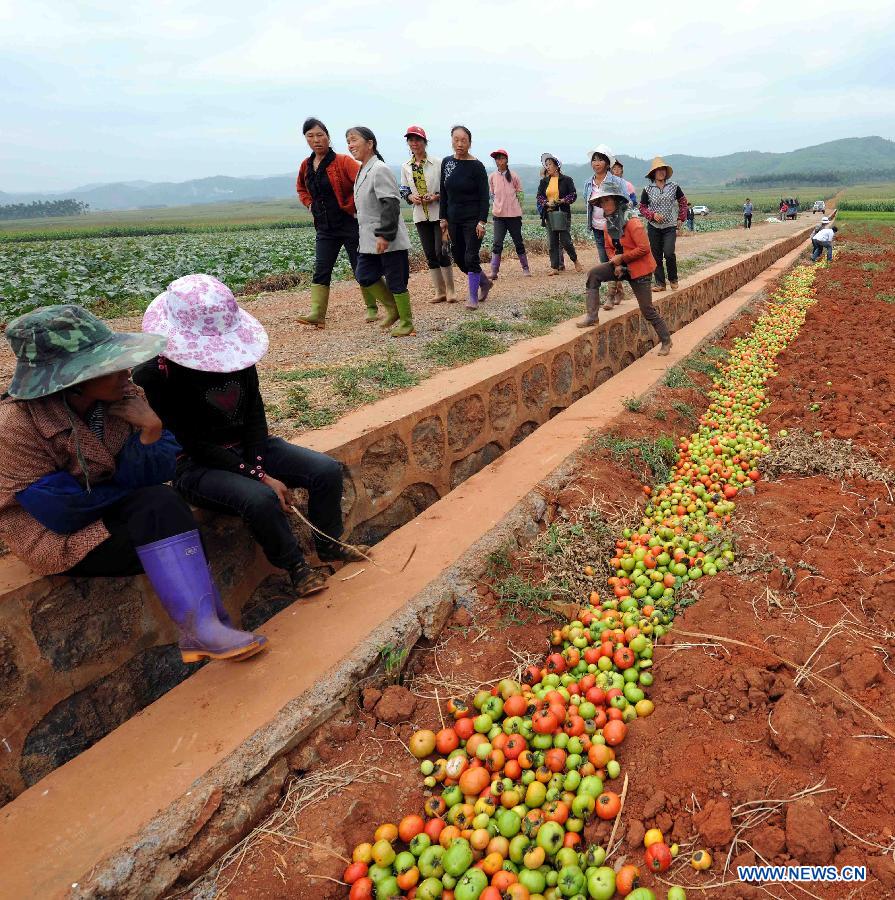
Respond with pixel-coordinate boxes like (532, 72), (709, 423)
(5, 304), (167, 400)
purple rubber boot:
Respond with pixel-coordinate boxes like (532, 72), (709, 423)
(479, 271), (493, 302)
(136, 530), (268, 663)
(466, 272), (480, 308)
(519, 253), (531, 276)
(490, 253), (501, 280)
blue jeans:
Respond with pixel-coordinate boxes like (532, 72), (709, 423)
(592, 228), (609, 264)
(811, 239), (832, 262)
(174, 437), (344, 570)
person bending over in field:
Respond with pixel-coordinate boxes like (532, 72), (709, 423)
(134, 274), (366, 600)
(578, 183), (673, 357)
(810, 225), (836, 262)
(295, 117), (381, 328)
(0, 304), (267, 663)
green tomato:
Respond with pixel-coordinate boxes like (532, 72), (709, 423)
(416, 878), (444, 900)
(454, 866), (488, 900)
(667, 889), (687, 900)
(374, 876), (401, 899)
(586, 866), (616, 900)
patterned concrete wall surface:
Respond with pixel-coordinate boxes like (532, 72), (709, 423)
(0, 226), (812, 806)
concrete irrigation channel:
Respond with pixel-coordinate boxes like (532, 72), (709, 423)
(0, 225), (819, 900)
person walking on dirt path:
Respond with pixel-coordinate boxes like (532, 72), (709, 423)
(0, 304), (268, 663)
(743, 198), (754, 229)
(611, 159), (638, 205)
(639, 156), (688, 292)
(439, 125), (493, 309)
(347, 127), (415, 336)
(399, 126), (456, 304)
(686, 203), (695, 232)
(537, 153), (581, 277)
(488, 150), (530, 280)
(135, 274), (367, 603)
(583, 146), (626, 264)
(578, 184), (672, 355)
(295, 118), (380, 328)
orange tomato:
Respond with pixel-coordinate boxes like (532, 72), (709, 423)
(398, 814), (425, 843)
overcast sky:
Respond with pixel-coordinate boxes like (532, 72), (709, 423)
(2, 0), (894, 192)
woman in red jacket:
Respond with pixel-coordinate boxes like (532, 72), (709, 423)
(295, 117), (380, 328)
(578, 184), (673, 355)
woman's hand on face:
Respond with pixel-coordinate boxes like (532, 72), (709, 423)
(108, 396), (163, 443)
(261, 474), (290, 513)
(476, 222), (486, 239)
(376, 236), (390, 254)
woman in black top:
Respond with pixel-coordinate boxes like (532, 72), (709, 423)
(536, 154), (581, 276)
(439, 125), (492, 309)
(135, 274), (365, 600)
(295, 118), (379, 327)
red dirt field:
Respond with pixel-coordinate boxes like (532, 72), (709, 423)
(184, 229), (895, 899)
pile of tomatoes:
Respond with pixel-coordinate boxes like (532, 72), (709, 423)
(343, 267), (818, 899)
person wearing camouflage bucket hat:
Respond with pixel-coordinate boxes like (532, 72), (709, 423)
(6, 303), (167, 400)
(0, 304), (268, 664)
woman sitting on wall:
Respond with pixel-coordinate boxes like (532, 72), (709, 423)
(134, 274), (364, 600)
(0, 304), (268, 663)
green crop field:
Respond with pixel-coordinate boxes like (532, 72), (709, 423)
(685, 186), (837, 214)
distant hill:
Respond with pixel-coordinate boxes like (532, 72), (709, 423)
(3, 137), (893, 211)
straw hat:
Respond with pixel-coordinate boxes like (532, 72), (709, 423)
(540, 152), (562, 169)
(142, 274), (269, 373)
(645, 156), (673, 180)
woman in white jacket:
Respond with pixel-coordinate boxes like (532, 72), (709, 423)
(400, 126), (456, 303)
(348, 126), (415, 336)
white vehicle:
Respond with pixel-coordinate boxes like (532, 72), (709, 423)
(812, 200), (826, 214)
(692, 205), (709, 216)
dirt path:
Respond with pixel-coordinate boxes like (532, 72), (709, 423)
(0, 219), (807, 436)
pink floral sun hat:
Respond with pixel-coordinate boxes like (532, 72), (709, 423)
(142, 274), (269, 373)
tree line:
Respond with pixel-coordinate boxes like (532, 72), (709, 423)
(0, 199), (90, 221)
(729, 169), (895, 188)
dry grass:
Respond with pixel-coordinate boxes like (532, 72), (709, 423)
(760, 429), (895, 489)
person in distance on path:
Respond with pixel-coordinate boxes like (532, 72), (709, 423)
(135, 274), (366, 601)
(439, 125), (493, 309)
(347, 126), (415, 337)
(488, 149), (530, 280)
(295, 117), (381, 328)
(399, 126), (457, 303)
(537, 153), (582, 277)
(743, 198), (754, 229)
(578, 183), (673, 357)
(0, 304), (268, 663)
(639, 156), (688, 291)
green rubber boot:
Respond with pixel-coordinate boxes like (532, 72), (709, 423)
(297, 284), (329, 328)
(365, 280), (399, 330)
(389, 292), (415, 337)
(360, 285), (380, 323)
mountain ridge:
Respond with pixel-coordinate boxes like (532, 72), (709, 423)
(3, 136), (893, 211)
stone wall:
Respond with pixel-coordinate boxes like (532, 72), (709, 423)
(0, 227), (812, 806)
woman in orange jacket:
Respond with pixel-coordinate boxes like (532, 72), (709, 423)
(578, 184), (672, 355)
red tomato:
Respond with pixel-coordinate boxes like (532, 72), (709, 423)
(343, 861), (368, 884)
(349, 876), (374, 900)
(644, 841), (673, 873)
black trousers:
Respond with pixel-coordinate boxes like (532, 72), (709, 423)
(66, 485), (197, 577)
(586, 262), (671, 344)
(174, 437), (343, 571)
(313, 218), (360, 286)
(415, 220), (451, 269)
(448, 220), (483, 274)
(492, 217), (526, 255)
(744, 214), (752, 229)
(549, 226), (577, 269)
(647, 223), (678, 286)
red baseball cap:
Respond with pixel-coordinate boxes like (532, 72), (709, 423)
(405, 125), (427, 140)
(490, 149), (509, 159)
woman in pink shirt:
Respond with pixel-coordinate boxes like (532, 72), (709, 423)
(488, 150), (530, 280)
